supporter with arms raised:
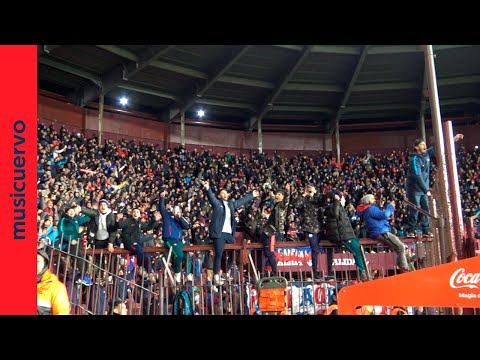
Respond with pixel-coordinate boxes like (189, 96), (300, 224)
(75, 199), (117, 285)
(116, 207), (161, 275)
(58, 204), (91, 285)
(325, 192), (368, 281)
(291, 183), (326, 279)
(260, 184), (291, 276)
(202, 179), (259, 285)
(159, 189), (190, 283)
(405, 134), (464, 237)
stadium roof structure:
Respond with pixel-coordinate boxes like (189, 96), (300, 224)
(38, 45), (480, 133)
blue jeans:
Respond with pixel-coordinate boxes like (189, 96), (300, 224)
(124, 242), (151, 273)
(406, 191), (430, 233)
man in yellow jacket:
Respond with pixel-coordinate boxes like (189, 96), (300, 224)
(37, 249), (70, 315)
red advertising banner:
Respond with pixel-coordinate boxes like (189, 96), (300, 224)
(0, 46), (37, 314)
(338, 256), (480, 314)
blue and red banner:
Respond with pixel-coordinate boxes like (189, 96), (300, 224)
(0, 46), (37, 314)
(275, 246), (397, 272)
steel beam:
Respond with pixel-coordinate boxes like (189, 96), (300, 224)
(82, 45), (174, 106)
(331, 45), (369, 134)
(169, 45), (251, 121)
(249, 45), (313, 130)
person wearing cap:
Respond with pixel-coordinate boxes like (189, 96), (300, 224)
(259, 184), (291, 276)
(325, 192), (368, 281)
(201, 179), (260, 286)
(356, 194), (410, 274)
(108, 297), (128, 315)
(291, 184), (327, 280)
(37, 249), (70, 315)
(405, 134), (464, 238)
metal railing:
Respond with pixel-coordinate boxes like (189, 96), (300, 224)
(40, 233), (441, 315)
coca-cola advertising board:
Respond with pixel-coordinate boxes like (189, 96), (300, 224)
(338, 256), (480, 314)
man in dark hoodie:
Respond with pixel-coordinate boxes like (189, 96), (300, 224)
(356, 194), (409, 274)
(37, 248), (70, 315)
(405, 134), (464, 237)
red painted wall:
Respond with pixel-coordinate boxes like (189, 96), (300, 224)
(38, 94), (84, 130)
(38, 94), (480, 154)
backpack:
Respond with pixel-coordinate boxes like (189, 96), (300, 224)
(173, 289), (194, 315)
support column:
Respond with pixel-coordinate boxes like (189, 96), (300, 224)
(258, 118), (263, 154)
(443, 121), (464, 259)
(98, 91), (104, 146)
(335, 126), (340, 163)
(180, 110), (185, 147)
(423, 45), (456, 262)
(419, 114), (426, 141)
(164, 123), (170, 151)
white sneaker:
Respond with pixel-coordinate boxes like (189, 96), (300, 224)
(186, 273), (193, 282)
(174, 272), (181, 283)
(213, 273), (224, 286)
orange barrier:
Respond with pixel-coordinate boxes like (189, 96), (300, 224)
(338, 256), (480, 314)
(258, 277), (288, 315)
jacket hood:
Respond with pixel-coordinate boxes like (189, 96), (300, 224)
(356, 203), (372, 214)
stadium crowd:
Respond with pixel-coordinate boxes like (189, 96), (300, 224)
(36, 122), (480, 277)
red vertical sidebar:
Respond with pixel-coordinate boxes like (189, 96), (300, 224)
(0, 46), (37, 314)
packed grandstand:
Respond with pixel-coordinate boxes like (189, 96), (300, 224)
(37, 122), (480, 315)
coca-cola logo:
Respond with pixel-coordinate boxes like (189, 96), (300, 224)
(449, 268), (480, 289)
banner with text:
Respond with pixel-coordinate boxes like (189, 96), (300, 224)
(0, 46), (37, 314)
(275, 246), (397, 272)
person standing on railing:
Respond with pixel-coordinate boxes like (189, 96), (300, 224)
(116, 207), (161, 276)
(159, 189), (190, 284)
(325, 192), (368, 281)
(201, 180), (259, 286)
(259, 184), (291, 276)
(58, 204), (91, 285)
(405, 134), (464, 238)
(76, 200), (118, 285)
(291, 184), (327, 280)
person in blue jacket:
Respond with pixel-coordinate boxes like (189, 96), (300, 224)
(159, 189), (190, 283)
(202, 179), (260, 285)
(405, 134), (464, 237)
(356, 194), (409, 274)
